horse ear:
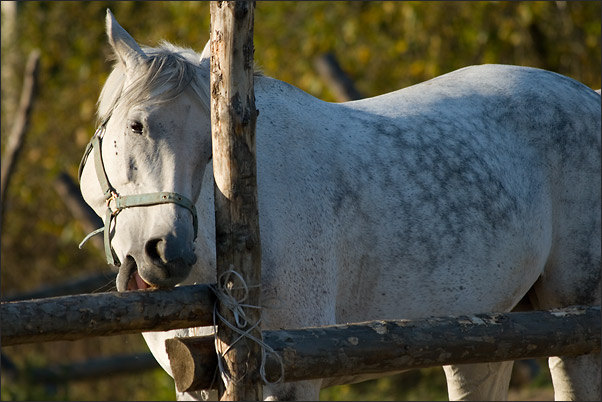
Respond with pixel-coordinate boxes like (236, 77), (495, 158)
(199, 40), (210, 67)
(105, 9), (147, 68)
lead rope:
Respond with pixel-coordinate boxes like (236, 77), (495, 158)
(209, 267), (284, 391)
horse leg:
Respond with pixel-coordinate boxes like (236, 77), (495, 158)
(443, 361), (514, 400)
(530, 200), (601, 400)
(547, 355), (601, 401)
(264, 381), (321, 401)
(530, 274), (601, 401)
(176, 390), (213, 401)
(440, 294), (539, 400)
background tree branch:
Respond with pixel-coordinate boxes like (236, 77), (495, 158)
(0, 49), (40, 228)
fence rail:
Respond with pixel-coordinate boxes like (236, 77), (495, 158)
(29, 353), (158, 383)
(165, 305), (600, 392)
(1, 285), (214, 345)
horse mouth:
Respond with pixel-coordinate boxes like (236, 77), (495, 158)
(117, 252), (193, 292)
(127, 269), (154, 291)
(118, 256), (156, 291)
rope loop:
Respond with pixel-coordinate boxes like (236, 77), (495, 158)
(210, 267), (284, 390)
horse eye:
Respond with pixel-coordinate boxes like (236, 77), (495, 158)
(130, 121), (144, 134)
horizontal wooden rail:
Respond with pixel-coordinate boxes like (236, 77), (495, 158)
(29, 353), (158, 383)
(1, 285), (215, 345)
(1, 350), (158, 383)
(166, 305), (600, 392)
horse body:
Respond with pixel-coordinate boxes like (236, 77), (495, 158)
(79, 11), (600, 401)
(247, 64), (597, 323)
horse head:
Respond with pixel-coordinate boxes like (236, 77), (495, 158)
(79, 10), (213, 292)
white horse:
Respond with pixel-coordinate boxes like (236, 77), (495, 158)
(79, 10), (601, 401)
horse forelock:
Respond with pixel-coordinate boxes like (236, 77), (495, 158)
(96, 42), (210, 126)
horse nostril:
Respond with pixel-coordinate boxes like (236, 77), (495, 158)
(141, 235), (196, 287)
(144, 235), (196, 267)
(145, 238), (167, 264)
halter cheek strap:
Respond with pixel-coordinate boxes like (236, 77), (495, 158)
(78, 124), (198, 266)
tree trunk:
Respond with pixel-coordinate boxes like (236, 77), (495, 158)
(1, 1), (19, 121)
(166, 306), (601, 392)
(313, 52), (363, 101)
(209, 0), (262, 400)
(0, 49), (40, 228)
(55, 172), (105, 252)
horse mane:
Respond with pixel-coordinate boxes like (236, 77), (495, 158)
(96, 41), (212, 125)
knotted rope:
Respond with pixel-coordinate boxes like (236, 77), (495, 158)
(209, 267), (284, 391)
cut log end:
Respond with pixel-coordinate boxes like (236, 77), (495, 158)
(166, 336), (218, 392)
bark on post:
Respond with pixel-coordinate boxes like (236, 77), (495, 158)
(209, 1), (263, 400)
(166, 306), (601, 392)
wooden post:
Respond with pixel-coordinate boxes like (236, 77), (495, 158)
(209, 1), (263, 400)
(166, 306), (601, 392)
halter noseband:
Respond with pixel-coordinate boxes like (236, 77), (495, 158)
(78, 123), (198, 266)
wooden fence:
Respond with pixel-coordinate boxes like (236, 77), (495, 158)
(2, 293), (600, 389)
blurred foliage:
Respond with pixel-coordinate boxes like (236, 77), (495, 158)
(1, 1), (599, 401)
(320, 358), (554, 401)
(320, 368), (449, 401)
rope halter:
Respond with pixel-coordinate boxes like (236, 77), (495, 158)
(77, 123), (198, 266)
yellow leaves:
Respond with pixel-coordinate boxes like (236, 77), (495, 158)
(508, 31), (525, 47)
(427, 36), (441, 58)
(409, 60), (425, 78)
(27, 148), (42, 164)
(79, 99), (94, 121)
(75, 127), (89, 148)
(586, 34), (599, 49)
(357, 45), (371, 65)
(401, 4), (417, 27)
(342, 19), (358, 44)
(517, 3), (534, 25)
(394, 40), (408, 55)
(299, 71), (325, 100)
(382, 2), (396, 15)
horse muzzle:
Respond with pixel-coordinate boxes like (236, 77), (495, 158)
(116, 235), (197, 292)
